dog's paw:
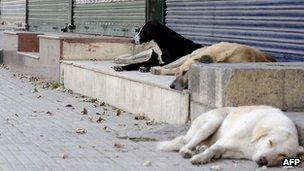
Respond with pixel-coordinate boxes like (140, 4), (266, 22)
(190, 155), (209, 165)
(139, 66), (148, 72)
(179, 148), (194, 159)
(112, 66), (124, 72)
(150, 66), (162, 75)
(194, 145), (208, 154)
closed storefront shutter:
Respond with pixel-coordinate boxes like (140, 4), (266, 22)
(28, 0), (69, 32)
(166, 0), (304, 61)
(73, 0), (146, 37)
(0, 0), (26, 29)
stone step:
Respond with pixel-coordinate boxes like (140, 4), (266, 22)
(1, 31), (152, 81)
(38, 33), (147, 61)
(60, 60), (189, 124)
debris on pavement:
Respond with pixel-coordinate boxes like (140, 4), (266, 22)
(114, 143), (124, 149)
(65, 89), (73, 94)
(143, 160), (152, 167)
(115, 109), (123, 116)
(76, 128), (86, 134)
(81, 108), (88, 115)
(135, 112), (146, 120)
(60, 154), (68, 159)
(65, 104), (73, 108)
(46, 111), (54, 116)
(96, 116), (106, 123)
(93, 101), (105, 107)
(82, 97), (97, 103)
(37, 95), (42, 99)
(31, 88), (38, 93)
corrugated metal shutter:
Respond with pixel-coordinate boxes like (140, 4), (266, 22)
(0, 0), (26, 29)
(28, 0), (69, 32)
(166, 0), (304, 61)
(73, 0), (146, 37)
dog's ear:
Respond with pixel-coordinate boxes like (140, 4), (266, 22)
(251, 127), (270, 143)
(298, 146), (304, 154)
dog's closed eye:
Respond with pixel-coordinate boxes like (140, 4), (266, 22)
(268, 140), (274, 147)
(278, 153), (287, 158)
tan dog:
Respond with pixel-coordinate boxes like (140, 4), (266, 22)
(150, 42), (276, 76)
(157, 106), (303, 167)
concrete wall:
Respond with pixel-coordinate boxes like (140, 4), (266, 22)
(189, 63), (304, 120)
(1, 32), (60, 81)
(62, 38), (149, 60)
(60, 61), (190, 124)
(38, 37), (61, 81)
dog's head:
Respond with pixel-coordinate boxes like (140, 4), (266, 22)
(170, 71), (188, 91)
(251, 127), (303, 167)
(133, 21), (163, 44)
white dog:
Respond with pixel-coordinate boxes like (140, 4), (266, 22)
(157, 106), (303, 167)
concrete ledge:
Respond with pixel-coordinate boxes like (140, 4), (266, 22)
(17, 52), (40, 60)
(1, 32), (60, 81)
(60, 61), (189, 124)
(190, 62), (304, 112)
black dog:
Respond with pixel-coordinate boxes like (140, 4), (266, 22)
(113, 21), (203, 72)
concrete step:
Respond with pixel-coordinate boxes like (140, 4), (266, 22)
(60, 60), (189, 124)
(286, 112), (304, 146)
(39, 33), (148, 61)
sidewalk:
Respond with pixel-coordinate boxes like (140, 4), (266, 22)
(0, 67), (296, 171)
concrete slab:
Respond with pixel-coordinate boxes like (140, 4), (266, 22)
(0, 67), (302, 170)
(190, 62), (304, 112)
(60, 61), (189, 124)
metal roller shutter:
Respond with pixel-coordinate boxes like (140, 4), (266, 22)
(0, 0), (26, 29)
(28, 0), (69, 32)
(74, 0), (146, 37)
(166, 0), (304, 61)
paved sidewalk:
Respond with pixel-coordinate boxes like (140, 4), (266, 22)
(0, 67), (298, 171)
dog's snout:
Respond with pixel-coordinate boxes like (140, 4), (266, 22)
(131, 39), (135, 44)
(256, 157), (268, 167)
(169, 84), (175, 89)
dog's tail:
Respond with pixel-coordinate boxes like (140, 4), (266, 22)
(156, 136), (186, 152)
(264, 54), (277, 62)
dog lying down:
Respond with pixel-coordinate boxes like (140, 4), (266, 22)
(151, 42), (276, 90)
(157, 106), (303, 167)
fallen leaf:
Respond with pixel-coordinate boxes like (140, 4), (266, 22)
(66, 89), (73, 94)
(93, 101), (105, 107)
(81, 108), (88, 115)
(60, 154), (68, 159)
(96, 117), (106, 123)
(31, 88), (38, 93)
(116, 109), (123, 116)
(114, 143), (124, 149)
(76, 128), (86, 134)
(143, 161), (152, 167)
(65, 104), (73, 108)
(46, 111), (54, 116)
(135, 112), (146, 120)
